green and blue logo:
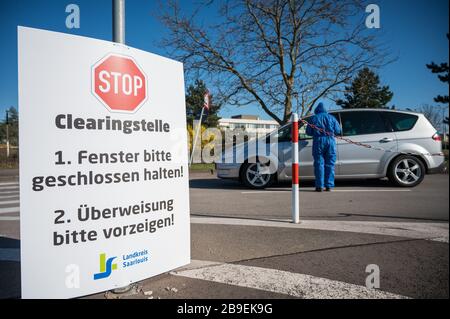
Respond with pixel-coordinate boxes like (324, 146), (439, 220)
(93, 253), (117, 280)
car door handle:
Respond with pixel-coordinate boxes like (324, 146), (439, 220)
(379, 137), (394, 143)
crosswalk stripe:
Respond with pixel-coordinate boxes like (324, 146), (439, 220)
(0, 183), (19, 187)
(0, 207), (19, 214)
(0, 195), (19, 200)
(0, 216), (20, 221)
(0, 200), (19, 205)
(172, 261), (408, 299)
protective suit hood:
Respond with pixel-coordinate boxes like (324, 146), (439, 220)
(314, 103), (327, 114)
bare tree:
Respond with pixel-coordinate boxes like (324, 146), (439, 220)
(160, 0), (389, 124)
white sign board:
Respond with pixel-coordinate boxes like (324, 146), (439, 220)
(18, 27), (190, 298)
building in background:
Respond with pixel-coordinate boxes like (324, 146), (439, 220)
(218, 115), (279, 134)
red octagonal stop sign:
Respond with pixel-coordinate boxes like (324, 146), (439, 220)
(92, 54), (147, 112)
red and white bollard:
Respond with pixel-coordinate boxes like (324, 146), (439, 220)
(291, 113), (300, 224)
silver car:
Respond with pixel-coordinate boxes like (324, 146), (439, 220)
(216, 109), (445, 188)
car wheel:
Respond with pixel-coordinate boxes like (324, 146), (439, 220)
(240, 162), (275, 189)
(388, 155), (425, 187)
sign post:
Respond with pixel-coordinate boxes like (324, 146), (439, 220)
(113, 0), (125, 44)
(189, 91), (209, 166)
(18, 27), (190, 298)
(291, 113), (300, 224)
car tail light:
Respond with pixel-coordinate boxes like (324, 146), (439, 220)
(432, 133), (442, 142)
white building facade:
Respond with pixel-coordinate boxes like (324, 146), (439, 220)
(218, 115), (279, 134)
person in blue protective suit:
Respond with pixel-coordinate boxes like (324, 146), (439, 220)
(305, 103), (342, 192)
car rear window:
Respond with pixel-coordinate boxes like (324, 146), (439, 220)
(383, 112), (418, 131)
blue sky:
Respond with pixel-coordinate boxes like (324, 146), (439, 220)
(0, 0), (448, 121)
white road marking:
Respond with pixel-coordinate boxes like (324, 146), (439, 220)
(0, 216), (20, 221)
(173, 259), (223, 271)
(191, 217), (449, 243)
(0, 207), (20, 214)
(328, 189), (411, 192)
(0, 200), (19, 205)
(0, 183), (19, 187)
(242, 189), (411, 194)
(0, 248), (20, 262)
(241, 191), (290, 194)
(172, 261), (408, 299)
(0, 195), (19, 200)
(0, 188), (19, 192)
(427, 237), (449, 243)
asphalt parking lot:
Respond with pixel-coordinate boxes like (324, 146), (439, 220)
(0, 170), (448, 299)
